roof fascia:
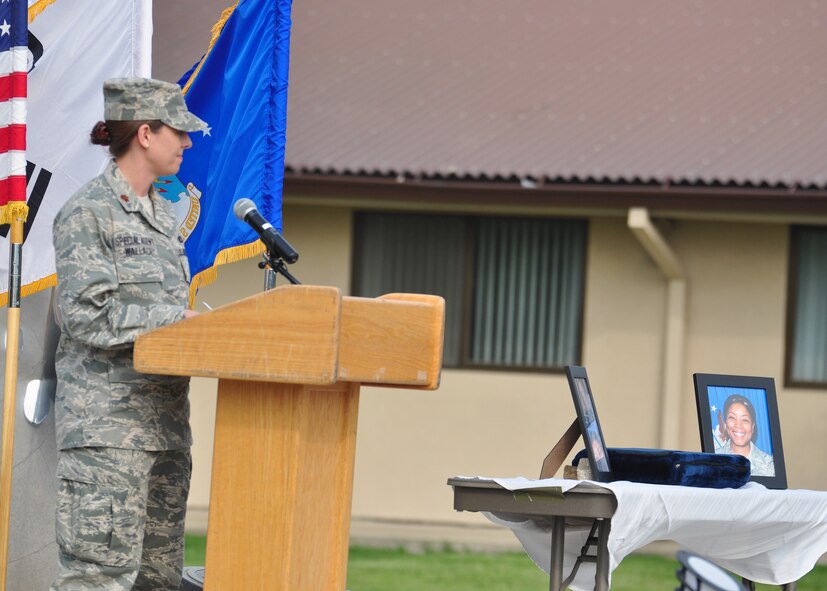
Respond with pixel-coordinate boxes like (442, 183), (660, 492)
(283, 173), (827, 223)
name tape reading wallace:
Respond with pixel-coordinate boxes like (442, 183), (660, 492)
(115, 234), (156, 257)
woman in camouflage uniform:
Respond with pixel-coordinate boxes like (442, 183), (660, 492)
(50, 78), (207, 591)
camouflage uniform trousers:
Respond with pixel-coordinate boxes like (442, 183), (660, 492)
(49, 446), (191, 591)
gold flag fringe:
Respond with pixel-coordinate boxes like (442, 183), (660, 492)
(0, 274), (57, 308)
(28, 0), (58, 23)
(0, 242), (265, 308)
(188, 241), (265, 306)
(0, 202), (28, 226)
(182, 2), (240, 95)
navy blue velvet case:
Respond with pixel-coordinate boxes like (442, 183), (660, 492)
(573, 448), (750, 489)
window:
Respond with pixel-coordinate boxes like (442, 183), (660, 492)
(787, 225), (827, 386)
(352, 212), (587, 370)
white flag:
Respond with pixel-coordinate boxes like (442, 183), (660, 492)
(0, 0), (152, 304)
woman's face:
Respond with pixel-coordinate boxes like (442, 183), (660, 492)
(144, 125), (192, 177)
(726, 402), (754, 449)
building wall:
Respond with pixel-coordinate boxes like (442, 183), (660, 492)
(579, 217), (667, 448)
(184, 200), (825, 544)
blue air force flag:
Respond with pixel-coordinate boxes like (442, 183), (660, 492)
(155, 0), (293, 288)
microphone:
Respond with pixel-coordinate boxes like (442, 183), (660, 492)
(233, 198), (299, 263)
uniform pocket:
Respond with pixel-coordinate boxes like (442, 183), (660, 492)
(113, 233), (165, 306)
(55, 478), (140, 568)
(107, 379), (147, 418)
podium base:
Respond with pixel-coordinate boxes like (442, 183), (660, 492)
(179, 566), (205, 591)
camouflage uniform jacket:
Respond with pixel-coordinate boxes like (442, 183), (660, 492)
(52, 160), (192, 451)
(717, 440), (775, 477)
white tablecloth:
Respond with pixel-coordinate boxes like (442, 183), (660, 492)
(461, 476), (827, 591)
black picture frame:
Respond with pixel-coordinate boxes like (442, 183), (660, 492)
(693, 373), (787, 489)
(565, 365), (613, 482)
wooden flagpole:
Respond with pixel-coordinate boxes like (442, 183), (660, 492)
(0, 1), (31, 585)
(0, 212), (25, 591)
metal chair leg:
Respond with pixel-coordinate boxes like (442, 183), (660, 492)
(742, 576), (798, 590)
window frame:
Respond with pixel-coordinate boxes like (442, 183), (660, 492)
(784, 224), (827, 389)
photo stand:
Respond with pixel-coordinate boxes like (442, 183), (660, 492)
(540, 418), (583, 479)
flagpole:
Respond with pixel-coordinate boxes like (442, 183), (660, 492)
(0, 212), (24, 591)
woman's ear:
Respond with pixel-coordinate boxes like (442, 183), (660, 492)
(136, 123), (151, 149)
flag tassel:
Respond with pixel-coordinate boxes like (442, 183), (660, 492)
(0, 215), (25, 591)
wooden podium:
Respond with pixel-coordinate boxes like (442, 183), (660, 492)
(133, 285), (445, 590)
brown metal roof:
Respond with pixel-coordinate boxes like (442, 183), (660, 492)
(153, 1), (231, 84)
(284, 0), (827, 189)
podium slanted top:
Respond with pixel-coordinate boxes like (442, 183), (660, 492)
(133, 285), (445, 388)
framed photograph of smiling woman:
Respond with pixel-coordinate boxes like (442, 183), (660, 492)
(693, 373), (787, 489)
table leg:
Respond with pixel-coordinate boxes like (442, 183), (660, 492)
(549, 516), (565, 591)
(594, 518), (611, 591)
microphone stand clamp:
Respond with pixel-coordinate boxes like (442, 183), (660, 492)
(259, 250), (301, 290)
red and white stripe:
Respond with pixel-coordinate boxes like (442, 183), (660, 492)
(0, 41), (27, 205)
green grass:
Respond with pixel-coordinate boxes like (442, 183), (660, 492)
(183, 534), (207, 567)
(183, 535), (827, 590)
(345, 547), (548, 591)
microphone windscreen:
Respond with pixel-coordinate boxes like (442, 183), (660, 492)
(233, 198), (256, 221)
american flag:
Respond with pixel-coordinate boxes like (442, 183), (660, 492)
(0, 0), (26, 225)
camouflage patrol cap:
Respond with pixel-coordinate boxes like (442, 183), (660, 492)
(103, 77), (207, 133)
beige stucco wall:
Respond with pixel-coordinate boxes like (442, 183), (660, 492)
(184, 201), (827, 543)
(579, 217), (667, 449)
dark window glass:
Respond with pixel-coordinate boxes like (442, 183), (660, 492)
(353, 212), (586, 370)
(788, 226), (827, 385)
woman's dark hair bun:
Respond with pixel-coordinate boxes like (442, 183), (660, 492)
(90, 121), (112, 146)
